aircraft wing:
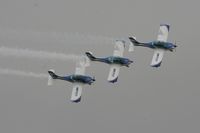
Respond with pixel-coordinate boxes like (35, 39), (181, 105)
(151, 24), (169, 67)
(75, 61), (86, 75)
(157, 24), (170, 42)
(71, 83), (83, 102)
(107, 64), (120, 83)
(107, 40), (125, 82)
(113, 40), (125, 57)
(70, 61), (86, 102)
(151, 48), (165, 67)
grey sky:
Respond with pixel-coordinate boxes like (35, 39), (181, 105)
(0, 0), (199, 133)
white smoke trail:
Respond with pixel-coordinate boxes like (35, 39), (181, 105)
(0, 28), (115, 46)
(0, 68), (48, 79)
(0, 46), (90, 66)
(0, 46), (80, 61)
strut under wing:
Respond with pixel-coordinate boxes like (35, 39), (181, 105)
(151, 49), (165, 67)
(157, 24), (170, 42)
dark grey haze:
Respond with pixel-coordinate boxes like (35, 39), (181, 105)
(0, 0), (199, 133)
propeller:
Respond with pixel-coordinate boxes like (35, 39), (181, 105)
(174, 41), (178, 52)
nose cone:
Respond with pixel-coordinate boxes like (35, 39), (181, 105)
(169, 43), (177, 49)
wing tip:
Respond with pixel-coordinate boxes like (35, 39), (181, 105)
(108, 77), (118, 83)
(71, 96), (81, 103)
(151, 61), (162, 67)
(160, 24), (170, 31)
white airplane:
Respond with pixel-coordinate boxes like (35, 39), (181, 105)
(47, 62), (95, 103)
(129, 24), (177, 67)
(86, 40), (133, 83)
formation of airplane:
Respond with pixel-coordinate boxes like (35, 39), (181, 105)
(47, 62), (95, 102)
(86, 40), (133, 83)
(129, 24), (177, 67)
(47, 24), (177, 103)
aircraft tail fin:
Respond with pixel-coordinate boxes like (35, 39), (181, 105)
(47, 69), (57, 86)
(85, 51), (97, 61)
(129, 36), (141, 46)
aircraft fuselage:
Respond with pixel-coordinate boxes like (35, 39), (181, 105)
(57, 75), (95, 85)
(95, 56), (133, 67)
(139, 41), (177, 51)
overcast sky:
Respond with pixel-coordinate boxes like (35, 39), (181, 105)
(0, 0), (200, 133)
